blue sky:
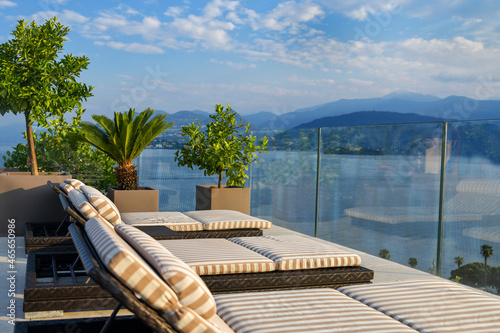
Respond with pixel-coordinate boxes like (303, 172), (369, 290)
(0, 0), (499, 125)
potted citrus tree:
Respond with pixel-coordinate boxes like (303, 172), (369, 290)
(175, 104), (267, 214)
(0, 18), (93, 235)
(79, 108), (173, 212)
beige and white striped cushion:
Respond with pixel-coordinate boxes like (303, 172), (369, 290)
(214, 288), (418, 332)
(115, 223), (217, 319)
(230, 235), (361, 270)
(58, 183), (75, 194)
(81, 186), (122, 225)
(339, 279), (500, 332)
(64, 178), (85, 189)
(184, 210), (272, 230)
(120, 212), (203, 231)
(68, 190), (101, 221)
(158, 238), (276, 275)
(86, 217), (220, 333)
(456, 179), (500, 195)
(463, 226), (500, 243)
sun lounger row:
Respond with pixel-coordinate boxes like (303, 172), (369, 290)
(25, 179), (272, 252)
(20, 216), (500, 332)
(24, 219), (373, 313)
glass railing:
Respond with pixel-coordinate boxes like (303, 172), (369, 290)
(1, 119), (499, 295)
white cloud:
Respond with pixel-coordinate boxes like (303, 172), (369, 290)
(96, 41), (164, 54)
(165, 6), (184, 17)
(248, 1), (324, 32)
(289, 75), (335, 86)
(316, 0), (406, 21)
(0, 0), (16, 8)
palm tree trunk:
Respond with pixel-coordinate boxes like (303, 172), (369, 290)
(115, 163), (138, 190)
(25, 111), (38, 175)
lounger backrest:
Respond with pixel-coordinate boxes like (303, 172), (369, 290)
(115, 223), (217, 319)
(80, 185), (122, 225)
(85, 217), (222, 333)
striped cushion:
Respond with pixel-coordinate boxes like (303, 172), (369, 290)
(463, 226), (500, 243)
(214, 288), (417, 332)
(344, 206), (481, 223)
(158, 238), (276, 275)
(230, 235), (361, 270)
(456, 179), (500, 195)
(115, 223), (217, 319)
(68, 190), (101, 221)
(86, 217), (219, 333)
(184, 210), (272, 230)
(59, 183), (75, 194)
(339, 279), (500, 332)
(81, 186), (122, 225)
(121, 212), (203, 231)
(64, 178), (85, 189)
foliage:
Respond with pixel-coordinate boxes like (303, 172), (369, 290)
(449, 262), (498, 289)
(379, 249), (390, 260)
(480, 244), (494, 266)
(408, 257), (418, 268)
(454, 256), (464, 268)
(79, 108), (173, 190)
(175, 104), (268, 188)
(2, 109), (116, 191)
(0, 18), (93, 174)
(428, 259), (436, 275)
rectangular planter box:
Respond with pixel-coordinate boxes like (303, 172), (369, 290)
(0, 172), (70, 237)
(196, 185), (250, 214)
(107, 186), (159, 213)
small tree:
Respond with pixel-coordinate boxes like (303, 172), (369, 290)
(175, 104), (268, 188)
(480, 244), (493, 285)
(454, 256), (464, 268)
(0, 18), (93, 175)
(481, 244), (493, 267)
(79, 108), (173, 190)
(408, 257), (418, 268)
(379, 249), (390, 260)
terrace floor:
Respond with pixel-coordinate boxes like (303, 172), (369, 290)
(0, 225), (491, 332)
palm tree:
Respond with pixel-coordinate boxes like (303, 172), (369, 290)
(80, 108), (173, 190)
(480, 244), (493, 285)
(454, 256), (464, 268)
(481, 244), (493, 267)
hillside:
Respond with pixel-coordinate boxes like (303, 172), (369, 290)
(296, 111), (448, 128)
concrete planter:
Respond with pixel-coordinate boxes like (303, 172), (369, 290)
(196, 185), (250, 214)
(107, 187), (159, 213)
(0, 172), (71, 236)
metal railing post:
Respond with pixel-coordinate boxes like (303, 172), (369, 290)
(436, 122), (448, 276)
(314, 127), (321, 238)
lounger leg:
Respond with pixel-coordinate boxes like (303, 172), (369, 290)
(100, 303), (122, 333)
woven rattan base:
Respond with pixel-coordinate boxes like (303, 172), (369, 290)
(14, 315), (153, 333)
(203, 266), (374, 293)
(25, 222), (75, 253)
(24, 251), (116, 313)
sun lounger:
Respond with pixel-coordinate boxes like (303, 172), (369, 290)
(339, 279), (500, 332)
(24, 181), (270, 252)
(24, 220), (373, 313)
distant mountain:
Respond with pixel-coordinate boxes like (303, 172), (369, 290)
(257, 93), (500, 129)
(296, 111), (448, 128)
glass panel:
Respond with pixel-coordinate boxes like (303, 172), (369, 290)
(317, 123), (443, 272)
(443, 120), (500, 294)
(251, 128), (318, 236)
(136, 149), (219, 212)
